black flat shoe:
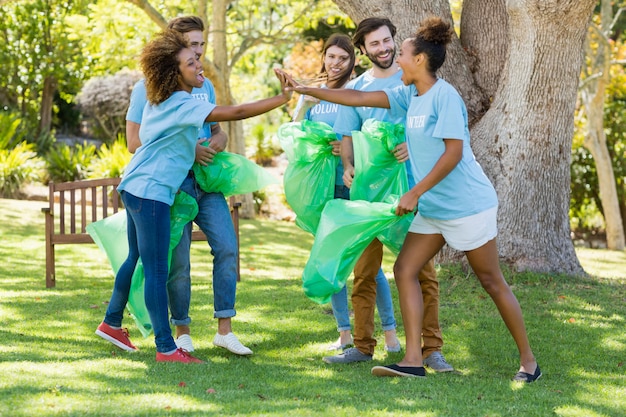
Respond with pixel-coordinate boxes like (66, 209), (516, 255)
(512, 364), (542, 383)
(372, 364), (426, 378)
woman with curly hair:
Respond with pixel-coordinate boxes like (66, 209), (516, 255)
(96, 30), (291, 364)
(280, 16), (540, 382)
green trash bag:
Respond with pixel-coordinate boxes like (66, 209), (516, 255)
(349, 118), (411, 253)
(87, 191), (199, 337)
(302, 198), (412, 304)
(192, 151), (278, 197)
(350, 118), (408, 202)
(278, 120), (338, 235)
(87, 210), (153, 336)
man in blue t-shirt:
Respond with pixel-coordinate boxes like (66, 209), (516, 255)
(125, 16), (252, 356)
(321, 18), (452, 372)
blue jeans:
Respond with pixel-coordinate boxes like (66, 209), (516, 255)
(330, 185), (397, 333)
(168, 174), (238, 324)
(330, 269), (397, 332)
(104, 191), (177, 353)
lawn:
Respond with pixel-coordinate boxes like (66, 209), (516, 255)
(0, 198), (624, 417)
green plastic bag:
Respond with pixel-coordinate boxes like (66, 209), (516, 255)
(300, 119), (413, 304)
(192, 151), (278, 197)
(302, 199), (412, 304)
(87, 210), (153, 336)
(350, 118), (408, 202)
(350, 118), (411, 253)
(278, 120), (338, 234)
(87, 191), (199, 337)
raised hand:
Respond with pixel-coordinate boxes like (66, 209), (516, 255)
(274, 68), (293, 100)
(275, 69), (304, 93)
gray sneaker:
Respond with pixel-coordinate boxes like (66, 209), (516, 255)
(423, 351), (454, 372)
(323, 347), (373, 364)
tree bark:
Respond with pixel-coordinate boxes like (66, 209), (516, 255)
(38, 75), (57, 136)
(460, 0), (509, 102)
(208, 0), (255, 217)
(334, 0), (596, 274)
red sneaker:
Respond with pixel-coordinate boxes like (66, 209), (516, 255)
(156, 348), (204, 363)
(95, 322), (138, 352)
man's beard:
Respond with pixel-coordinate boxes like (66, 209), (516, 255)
(365, 47), (396, 70)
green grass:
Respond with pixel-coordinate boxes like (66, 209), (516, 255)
(1, 198), (625, 417)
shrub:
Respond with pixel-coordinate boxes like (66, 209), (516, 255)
(76, 69), (142, 143)
(253, 189), (268, 215)
(89, 135), (132, 179)
(30, 129), (57, 155)
(44, 142), (97, 183)
(0, 112), (25, 150)
(0, 142), (44, 198)
(0, 112), (43, 198)
(252, 124), (281, 167)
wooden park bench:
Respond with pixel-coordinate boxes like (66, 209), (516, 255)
(42, 178), (241, 288)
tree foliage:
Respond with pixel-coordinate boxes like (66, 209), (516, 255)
(0, 0), (90, 136)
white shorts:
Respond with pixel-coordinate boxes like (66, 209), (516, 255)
(409, 206), (498, 251)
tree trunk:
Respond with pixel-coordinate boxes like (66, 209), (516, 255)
(470, 0), (596, 274)
(208, 0), (255, 218)
(578, 0), (625, 250)
(460, 0), (509, 102)
(38, 75), (57, 136)
(334, 0), (596, 274)
(584, 121), (625, 250)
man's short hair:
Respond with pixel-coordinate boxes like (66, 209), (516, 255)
(352, 17), (397, 50)
(167, 16), (205, 34)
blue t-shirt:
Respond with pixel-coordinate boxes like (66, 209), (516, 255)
(118, 91), (216, 205)
(385, 79), (498, 220)
(333, 70), (413, 186)
(303, 90), (344, 185)
(126, 78), (217, 139)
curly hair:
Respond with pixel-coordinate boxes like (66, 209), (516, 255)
(320, 33), (355, 88)
(140, 30), (189, 105)
(408, 17), (454, 74)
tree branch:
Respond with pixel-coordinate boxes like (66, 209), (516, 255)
(608, 7), (625, 33)
(227, 0), (317, 69)
(125, 0), (167, 29)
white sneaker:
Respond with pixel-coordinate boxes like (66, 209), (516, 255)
(213, 332), (253, 355)
(175, 334), (195, 352)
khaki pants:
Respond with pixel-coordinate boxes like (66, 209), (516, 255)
(352, 239), (383, 356)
